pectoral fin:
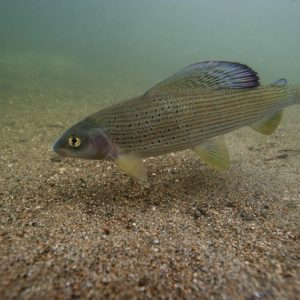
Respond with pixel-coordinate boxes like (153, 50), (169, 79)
(114, 153), (148, 183)
(193, 139), (231, 171)
(250, 111), (282, 135)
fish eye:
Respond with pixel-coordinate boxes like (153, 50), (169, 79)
(68, 136), (81, 148)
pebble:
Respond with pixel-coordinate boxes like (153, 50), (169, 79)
(1, 93), (299, 300)
(58, 167), (66, 174)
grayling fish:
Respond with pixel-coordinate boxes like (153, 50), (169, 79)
(52, 61), (300, 182)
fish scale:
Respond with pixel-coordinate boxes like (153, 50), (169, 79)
(86, 86), (289, 157)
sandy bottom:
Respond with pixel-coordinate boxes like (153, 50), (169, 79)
(0, 90), (299, 299)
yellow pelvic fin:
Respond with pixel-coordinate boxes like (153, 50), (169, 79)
(115, 153), (148, 183)
(193, 138), (231, 171)
(250, 111), (283, 135)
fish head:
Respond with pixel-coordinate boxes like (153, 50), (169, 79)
(52, 122), (112, 160)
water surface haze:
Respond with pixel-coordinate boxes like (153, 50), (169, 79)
(0, 0), (299, 98)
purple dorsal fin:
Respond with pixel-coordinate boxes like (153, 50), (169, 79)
(146, 61), (260, 95)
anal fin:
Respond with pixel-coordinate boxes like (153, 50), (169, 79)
(251, 111), (282, 135)
(115, 153), (148, 183)
(193, 138), (231, 171)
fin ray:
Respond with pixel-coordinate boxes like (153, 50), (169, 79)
(115, 154), (148, 183)
(193, 138), (231, 171)
(146, 61), (260, 95)
(251, 111), (283, 135)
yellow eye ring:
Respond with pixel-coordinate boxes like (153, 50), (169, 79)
(68, 136), (81, 148)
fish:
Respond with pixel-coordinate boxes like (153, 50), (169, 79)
(52, 61), (300, 182)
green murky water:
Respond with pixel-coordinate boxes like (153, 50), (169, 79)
(0, 0), (299, 101)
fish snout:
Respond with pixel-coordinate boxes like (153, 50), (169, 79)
(51, 139), (68, 157)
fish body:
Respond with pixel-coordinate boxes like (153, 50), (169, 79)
(52, 61), (300, 181)
(86, 85), (295, 158)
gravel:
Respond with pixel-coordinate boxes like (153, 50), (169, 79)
(0, 91), (299, 299)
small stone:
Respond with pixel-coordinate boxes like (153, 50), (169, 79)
(102, 276), (111, 284)
(58, 167), (66, 174)
(138, 276), (149, 287)
(102, 227), (110, 235)
(192, 207), (208, 219)
(50, 156), (63, 163)
(85, 281), (93, 288)
(240, 212), (255, 221)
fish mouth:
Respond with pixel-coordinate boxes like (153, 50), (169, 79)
(51, 140), (68, 157)
(51, 139), (60, 153)
(51, 141), (57, 153)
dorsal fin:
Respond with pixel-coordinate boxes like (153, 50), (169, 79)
(145, 61), (260, 95)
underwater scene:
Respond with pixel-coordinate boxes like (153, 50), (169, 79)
(0, 0), (299, 299)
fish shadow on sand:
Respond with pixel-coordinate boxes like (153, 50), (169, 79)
(56, 156), (260, 218)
